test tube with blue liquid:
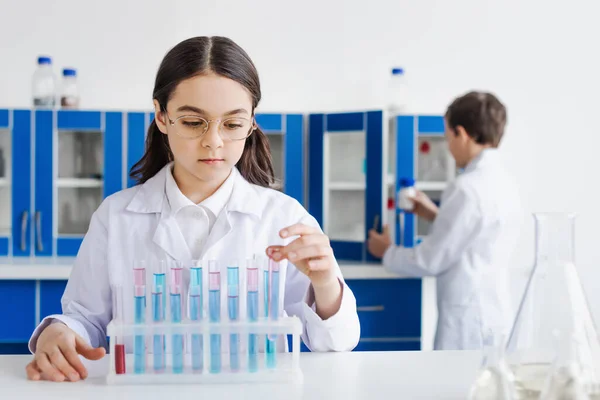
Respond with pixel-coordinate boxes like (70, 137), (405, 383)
(188, 261), (203, 372)
(152, 260), (166, 372)
(133, 261), (147, 374)
(265, 258), (280, 368)
(208, 260), (221, 373)
(246, 259), (259, 372)
(227, 262), (240, 372)
(170, 263), (184, 373)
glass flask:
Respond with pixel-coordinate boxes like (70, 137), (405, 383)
(539, 330), (592, 400)
(506, 212), (600, 399)
(468, 332), (518, 400)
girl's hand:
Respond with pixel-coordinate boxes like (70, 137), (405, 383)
(25, 322), (105, 382)
(266, 223), (337, 288)
(266, 224), (343, 320)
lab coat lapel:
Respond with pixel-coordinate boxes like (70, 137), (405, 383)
(151, 182), (193, 264)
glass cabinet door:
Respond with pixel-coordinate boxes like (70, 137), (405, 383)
(35, 110), (122, 256)
(394, 115), (454, 247)
(0, 110), (11, 255)
(309, 111), (384, 262)
(255, 113), (305, 206)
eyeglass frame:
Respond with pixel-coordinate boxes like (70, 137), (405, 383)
(162, 109), (257, 141)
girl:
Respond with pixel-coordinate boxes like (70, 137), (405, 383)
(25, 36), (360, 382)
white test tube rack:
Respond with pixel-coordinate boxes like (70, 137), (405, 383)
(105, 316), (304, 385)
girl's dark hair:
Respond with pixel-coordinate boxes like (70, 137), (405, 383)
(130, 36), (275, 187)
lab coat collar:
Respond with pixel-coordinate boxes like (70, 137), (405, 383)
(464, 148), (498, 173)
(125, 163), (263, 219)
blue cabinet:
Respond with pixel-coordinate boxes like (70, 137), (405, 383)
(346, 279), (422, 351)
(1, 108), (305, 258)
(0, 281), (36, 343)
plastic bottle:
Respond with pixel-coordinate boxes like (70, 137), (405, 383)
(32, 56), (57, 107)
(387, 67), (407, 115)
(398, 178), (416, 211)
(60, 68), (80, 108)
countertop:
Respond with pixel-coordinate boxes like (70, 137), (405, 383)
(0, 351), (483, 399)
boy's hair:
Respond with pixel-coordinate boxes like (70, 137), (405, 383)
(445, 91), (507, 147)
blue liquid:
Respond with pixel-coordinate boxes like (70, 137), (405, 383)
(170, 293), (183, 374)
(247, 290), (259, 372)
(189, 293), (203, 372)
(228, 295), (239, 371)
(152, 292), (165, 372)
(265, 269), (279, 369)
(209, 289), (221, 373)
(134, 295), (146, 374)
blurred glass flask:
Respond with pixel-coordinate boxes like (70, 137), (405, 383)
(505, 212), (600, 399)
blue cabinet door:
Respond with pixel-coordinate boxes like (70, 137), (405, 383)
(11, 110), (32, 257)
(395, 115), (446, 247)
(308, 111), (384, 261)
(255, 113), (305, 206)
(34, 110), (54, 256)
(40, 280), (68, 320)
(126, 112), (146, 188)
(0, 281), (36, 343)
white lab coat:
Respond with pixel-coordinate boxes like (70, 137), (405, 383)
(383, 149), (523, 350)
(28, 165), (360, 353)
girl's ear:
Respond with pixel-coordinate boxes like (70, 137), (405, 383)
(153, 100), (168, 134)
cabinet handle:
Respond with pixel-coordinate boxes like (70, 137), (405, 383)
(20, 210), (29, 252)
(357, 305), (385, 312)
(35, 211), (43, 252)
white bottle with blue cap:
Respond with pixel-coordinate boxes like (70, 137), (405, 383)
(398, 177), (416, 211)
(32, 56), (57, 107)
(388, 67), (408, 114)
(60, 68), (80, 109)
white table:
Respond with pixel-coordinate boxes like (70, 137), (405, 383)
(0, 351), (483, 399)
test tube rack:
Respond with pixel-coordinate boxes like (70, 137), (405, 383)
(105, 316), (304, 385)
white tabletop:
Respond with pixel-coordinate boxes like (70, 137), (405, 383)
(0, 351), (483, 399)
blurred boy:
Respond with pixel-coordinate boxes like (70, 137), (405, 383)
(368, 91), (523, 350)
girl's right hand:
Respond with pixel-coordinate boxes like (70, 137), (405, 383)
(25, 321), (105, 382)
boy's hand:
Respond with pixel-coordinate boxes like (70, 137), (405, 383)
(368, 225), (392, 259)
(409, 190), (439, 222)
(26, 321), (105, 382)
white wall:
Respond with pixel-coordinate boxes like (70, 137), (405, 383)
(1, 0), (600, 325)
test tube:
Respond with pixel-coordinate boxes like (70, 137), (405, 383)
(208, 260), (221, 374)
(133, 262), (146, 374)
(227, 263), (240, 372)
(170, 262), (184, 374)
(188, 262), (203, 372)
(267, 259), (280, 369)
(112, 283), (126, 374)
(247, 259), (259, 373)
(152, 260), (166, 372)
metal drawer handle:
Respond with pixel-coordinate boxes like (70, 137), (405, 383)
(35, 211), (43, 252)
(357, 305), (385, 312)
(20, 210), (29, 251)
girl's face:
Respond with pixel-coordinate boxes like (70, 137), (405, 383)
(154, 72), (255, 185)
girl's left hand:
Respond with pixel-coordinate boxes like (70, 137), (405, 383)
(266, 223), (337, 288)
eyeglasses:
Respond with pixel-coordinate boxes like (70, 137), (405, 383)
(164, 111), (255, 141)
